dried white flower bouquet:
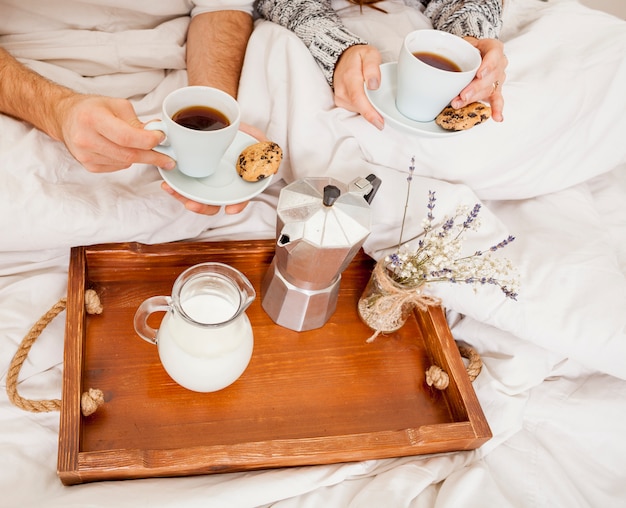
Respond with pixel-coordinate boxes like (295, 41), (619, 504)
(358, 158), (519, 341)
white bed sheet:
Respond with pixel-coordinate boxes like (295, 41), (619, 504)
(1, 1), (626, 507)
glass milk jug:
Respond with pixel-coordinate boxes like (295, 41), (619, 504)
(133, 262), (255, 392)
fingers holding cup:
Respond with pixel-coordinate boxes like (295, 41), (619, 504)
(395, 30), (481, 123)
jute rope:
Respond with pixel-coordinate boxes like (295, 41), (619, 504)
(358, 261), (483, 386)
(357, 262), (483, 388)
(426, 342), (483, 390)
(6, 289), (105, 417)
(361, 260), (441, 343)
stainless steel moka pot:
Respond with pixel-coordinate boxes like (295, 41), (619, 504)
(261, 174), (381, 331)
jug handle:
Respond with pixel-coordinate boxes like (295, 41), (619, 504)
(133, 296), (171, 345)
(239, 281), (256, 314)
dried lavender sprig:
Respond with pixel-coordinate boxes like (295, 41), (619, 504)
(438, 216), (455, 237)
(490, 235), (516, 252)
(388, 252), (401, 267)
(462, 204), (481, 229)
(474, 235), (516, 256)
(426, 190), (436, 223)
(423, 273), (519, 300)
(385, 180), (519, 301)
(397, 157), (416, 251)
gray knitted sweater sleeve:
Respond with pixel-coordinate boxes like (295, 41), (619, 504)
(255, 0), (368, 86)
(416, 0), (502, 40)
(254, 0), (502, 87)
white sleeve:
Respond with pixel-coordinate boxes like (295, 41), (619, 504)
(191, 0), (254, 17)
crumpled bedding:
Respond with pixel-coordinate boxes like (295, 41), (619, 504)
(1, 0), (625, 506)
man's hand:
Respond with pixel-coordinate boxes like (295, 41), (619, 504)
(55, 94), (176, 173)
(160, 122), (267, 216)
(161, 180), (250, 216)
(0, 47), (176, 172)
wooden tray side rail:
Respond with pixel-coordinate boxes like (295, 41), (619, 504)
(58, 246), (89, 487)
(416, 308), (492, 447)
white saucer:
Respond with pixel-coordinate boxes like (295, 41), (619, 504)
(159, 132), (274, 206)
(366, 62), (462, 138)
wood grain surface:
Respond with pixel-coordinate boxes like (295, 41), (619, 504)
(58, 240), (490, 485)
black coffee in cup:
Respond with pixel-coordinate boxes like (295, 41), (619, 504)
(412, 51), (461, 72)
(172, 105), (230, 131)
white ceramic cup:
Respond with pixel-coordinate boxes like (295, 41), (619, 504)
(145, 86), (241, 178)
(395, 29), (481, 122)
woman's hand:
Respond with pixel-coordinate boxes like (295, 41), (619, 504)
(333, 44), (385, 130)
(452, 37), (508, 122)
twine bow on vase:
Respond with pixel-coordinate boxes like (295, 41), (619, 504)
(357, 259), (483, 390)
(358, 258), (441, 342)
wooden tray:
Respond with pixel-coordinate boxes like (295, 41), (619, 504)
(58, 240), (490, 485)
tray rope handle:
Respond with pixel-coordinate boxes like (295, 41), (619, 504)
(6, 289), (105, 417)
(426, 342), (483, 390)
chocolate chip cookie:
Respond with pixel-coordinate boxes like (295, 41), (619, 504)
(435, 102), (492, 131)
(236, 141), (283, 182)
